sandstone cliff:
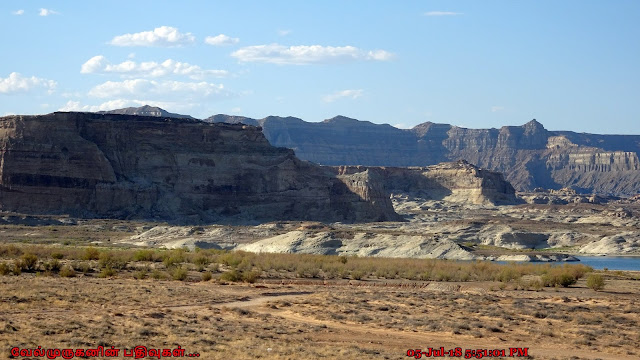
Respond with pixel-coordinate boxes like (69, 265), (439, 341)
(209, 115), (640, 196)
(332, 160), (517, 206)
(0, 112), (399, 223)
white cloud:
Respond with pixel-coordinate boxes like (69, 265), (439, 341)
(424, 11), (463, 16)
(80, 55), (228, 79)
(59, 99), (144, 112)
(277, 29), (292, 36)
(230, 107), (242, 113)
(491, 106), (505, 112)
(39, 8), (60, 16)
(231, 44), (394, 65)
(12, 10), (24, 15)
(204, 34), (239, 46)
(109, 26), (195, 47)
(87, 79), (231, 101)
(393, 123), (412, 129)
(0, 72), (57, 94)
(322, 89), (364, 103)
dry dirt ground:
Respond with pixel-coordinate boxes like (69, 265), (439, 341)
(1, 275), (638, 360)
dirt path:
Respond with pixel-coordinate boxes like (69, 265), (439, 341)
(169, 290), (637, 360)
(166, 291), (314, 311)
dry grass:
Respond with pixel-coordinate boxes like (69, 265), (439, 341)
(0, 243), (597, 288)
(1, 275), (638, 359)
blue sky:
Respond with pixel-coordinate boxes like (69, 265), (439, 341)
(1, 1), (638, 134)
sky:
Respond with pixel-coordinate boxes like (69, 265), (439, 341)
(1, 1), (639, 134)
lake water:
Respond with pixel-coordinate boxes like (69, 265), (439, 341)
(576, 256), (640, 271)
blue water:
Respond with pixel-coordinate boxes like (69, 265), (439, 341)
(576, 256), (640, 271)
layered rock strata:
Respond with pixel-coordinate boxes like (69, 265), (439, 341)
(0, 112), (399, 223)
(210, 114), (640, 196)
(332, 160), (518, 206)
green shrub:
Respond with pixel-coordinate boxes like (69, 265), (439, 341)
(0, 244), (23, 257)
(73, 262), (92, 273)
(83, 247), (100, 260)
(0, 262), (11, 275)
(151, 269), (167, 280)
(542, 268), (578, 288)
(351, 270), (366, 280)
(171, 266), (188, 281)
(242, 270), (260, 284)
(220, 269), (242, 282)
(558, 273), (577, 287)
(497, 267), (521, 283)
(220, 252), (244, 268)
(201, 272), (213, 282)
(133, 249), (155, 262)
(162, 249), (186, 268)
(193, 255), (210, 267)
(51, 252), (64, 260)
(530, 279), (544, 291)
(133, 268), (149, 280)
(586, 274), (605, 291)
(98, 267), (117, 278)
(98, 252), (128, 270)
(59, 265), (76, 278)
(43, 259), (62, 274)
(18, 253), (38, 272)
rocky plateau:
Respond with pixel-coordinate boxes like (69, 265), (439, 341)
(1, 107), (639, 262)
(210, 114), (640, 196)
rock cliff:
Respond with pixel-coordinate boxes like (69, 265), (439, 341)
(210, 115), (640, 196)
(332, 160), (517, 206)
(0, 112), (399, 223)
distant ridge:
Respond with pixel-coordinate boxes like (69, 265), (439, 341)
(208, 114), (640, 196)
(98, 105), (195, 119)
(89, 108), (640, 195)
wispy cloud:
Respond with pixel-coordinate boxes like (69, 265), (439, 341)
(232, 44), (394, 65)
(424, 11), (463, 16)
(0, 72), (57, 95)
(277, 29), (292, 36)
(12, 9), (24, 15)
(491, 106), (505, 112)
(204, 34), (239, 46)
(80, 55), (228, 79)
(109, 26), (195, 47)
(39, 8), (60, 16)
(322, 89), (364, 103)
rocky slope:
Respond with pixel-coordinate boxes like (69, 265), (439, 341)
(0, 112), (399, 224)
(99, 105), (195, 119)
(209, 114), (640, 196)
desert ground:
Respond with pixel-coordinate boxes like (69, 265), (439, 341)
(1, 198), (639, 360)
(1, 272), (639, 360)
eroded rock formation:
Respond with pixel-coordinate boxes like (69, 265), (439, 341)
(332, 160), (518, 206)
(210, 114), (640, 196)
(0, 112), (399, 223)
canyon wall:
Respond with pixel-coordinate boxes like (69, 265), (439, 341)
(210, 115), (640, 196)
(0, 112), (399, 223)
(332, 160), (517, 206)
